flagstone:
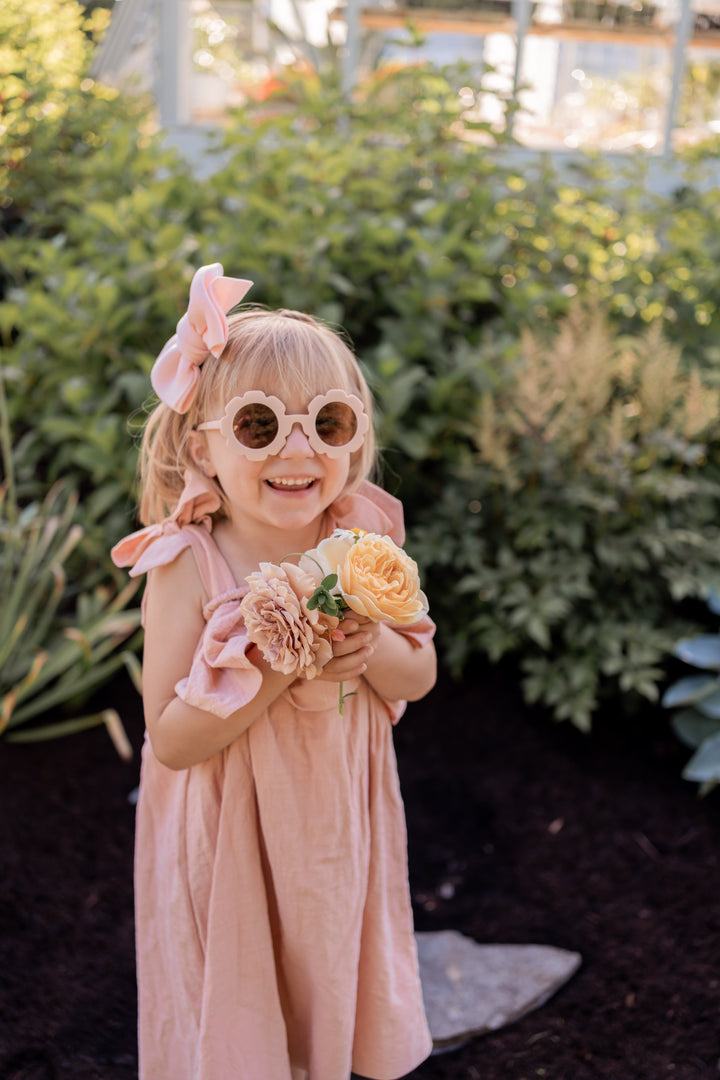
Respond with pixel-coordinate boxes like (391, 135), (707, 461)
(416, 930), (582, 1052)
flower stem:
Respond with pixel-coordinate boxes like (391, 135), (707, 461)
(338, 683), (357, 717)
(281, 551), (325, 574)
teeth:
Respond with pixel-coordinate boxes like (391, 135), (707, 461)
(268, 477), (314, 488)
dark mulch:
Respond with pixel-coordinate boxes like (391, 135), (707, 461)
(1, 664), (719, 1080)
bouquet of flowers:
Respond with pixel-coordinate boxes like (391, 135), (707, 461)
(239, 528), (428, 713)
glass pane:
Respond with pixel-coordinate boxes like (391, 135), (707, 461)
(673, 0), (720, 149)
(189, 0), (259, 122)
(513, 0), (676, 149)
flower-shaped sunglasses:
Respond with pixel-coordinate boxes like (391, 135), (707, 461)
(197, 389), (369, 461)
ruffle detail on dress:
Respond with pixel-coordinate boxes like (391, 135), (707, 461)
(111, 470), (221, 577)
(330, 480), (406, 546)
(332, 481), (436, 641)
(203, 587), (248, 621)
(391, 613), (436, 650)
(176, 590), (262, 719)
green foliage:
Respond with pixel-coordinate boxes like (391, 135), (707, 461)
(6, 0), (720, 751)
(0, 0), (205, 555)
(307, 574), (347, 618)
(0, 349), (141, 753)
(203, 63), (517, 510)
(409, 304), (720, 731)
(0, 476), (142, 751)
(662, 591), (720, 795)
(1, 0), (118, 226)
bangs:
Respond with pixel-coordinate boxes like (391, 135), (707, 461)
(210, 309), (361, 406)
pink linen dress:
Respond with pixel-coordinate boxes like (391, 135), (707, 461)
(112, 478), (435, 1080)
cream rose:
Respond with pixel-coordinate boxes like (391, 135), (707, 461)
(299, 529), (359, 587)
(338, 533), (429, 625)
(240, 562), (336, 680)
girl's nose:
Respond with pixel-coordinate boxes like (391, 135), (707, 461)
(280, 423), (313, 458)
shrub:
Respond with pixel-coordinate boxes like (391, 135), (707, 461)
(0, 0), (205, 560)
(0, 370), (141, 752)
(5, 0), (720, 747)
(0, 480), (141, 755)
(409, 304), (720, 730)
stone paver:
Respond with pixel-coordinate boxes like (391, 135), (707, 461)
(416, 929), (582, 1051)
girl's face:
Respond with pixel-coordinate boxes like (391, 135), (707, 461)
(189, 387), (353, 540)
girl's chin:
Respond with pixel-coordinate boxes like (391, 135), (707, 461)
(260, 487), (327, 524)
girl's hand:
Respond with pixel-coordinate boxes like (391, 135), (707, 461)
(318, 615), (381, 683)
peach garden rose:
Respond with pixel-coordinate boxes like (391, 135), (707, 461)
(338, 533), (429, 625)
(300, 529), (429, 626)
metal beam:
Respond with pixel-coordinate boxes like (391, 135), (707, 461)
(343, 0), (361, 93)
(510, 0), (531, 137)
(157, 0), (193, 126)
(664, 0), (693, 157)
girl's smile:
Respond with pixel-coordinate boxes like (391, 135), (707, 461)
(265, 476), (318, 492)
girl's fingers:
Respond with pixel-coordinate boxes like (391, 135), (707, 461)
(320, 651), (372, 681)
(320, 665), (367, 683)
(341, 615), (373, 634)
(317, 619), (380, 681)
(332, 632), (374, 658)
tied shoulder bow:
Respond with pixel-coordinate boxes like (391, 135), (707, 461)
(110, 469), (222, 574)
(151, 263), (253, 413)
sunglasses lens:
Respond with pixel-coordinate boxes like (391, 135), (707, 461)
(232, 403), (279, 449)
(315, 402), (358, 447)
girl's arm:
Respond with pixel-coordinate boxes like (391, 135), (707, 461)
(141, 550), (380, 771)
(321, 616), (437, 703)
(363, 621), (437, 702)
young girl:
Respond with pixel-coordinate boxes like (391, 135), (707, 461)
(112, 263), (437, 1080)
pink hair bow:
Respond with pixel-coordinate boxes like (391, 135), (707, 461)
(151, 263), (253, 413)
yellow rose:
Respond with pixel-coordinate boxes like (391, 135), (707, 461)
(339, 533), (429, 625)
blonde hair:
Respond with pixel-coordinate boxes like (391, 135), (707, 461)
(139, 308), (377, 525)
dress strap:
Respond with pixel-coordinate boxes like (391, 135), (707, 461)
(181, 525), (238, 601)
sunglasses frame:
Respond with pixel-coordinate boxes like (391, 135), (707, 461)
(197, 389), (370, 461)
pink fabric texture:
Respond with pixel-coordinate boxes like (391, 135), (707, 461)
(111, 469), (221, 579)
(151, 263), (253, 412)
(175, 589), (263, 719)
(115, 481), (435, 1079)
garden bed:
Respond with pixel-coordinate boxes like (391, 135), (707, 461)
(1, 665), (718, 1079)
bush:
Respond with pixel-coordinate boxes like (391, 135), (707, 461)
(5, 0), (720, 743)
(0, 0), (206, 563)
(0, 0), (192, 742)
(0, 367), (141, 751)
(0, 479), (141, 753)
(409, 304), (720, 730)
